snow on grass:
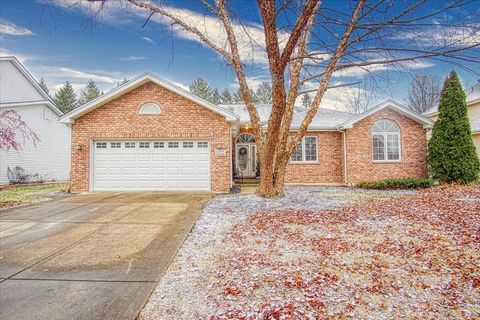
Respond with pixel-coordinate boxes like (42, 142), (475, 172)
(141, 185), (479, 320)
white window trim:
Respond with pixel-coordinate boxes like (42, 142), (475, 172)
(371, 119), (402, 163)
(138, 102), (161, 115)
(290, 136), (318, 163)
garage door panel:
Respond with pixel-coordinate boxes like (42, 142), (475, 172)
(93, 140), (211, 191)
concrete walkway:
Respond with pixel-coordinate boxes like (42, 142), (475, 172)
(0, 192), (211, 320)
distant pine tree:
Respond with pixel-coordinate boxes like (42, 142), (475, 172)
(54, 81), (77, 113)
(117, 78), (129, 86)
(38, 78), (50, 96)
(427, 70), (480, 183)
(233, 89), (244, 103)
(220, 89), (233, 104)
(78, 79), (101, 106)
(190, 77), (212, 101)
(210, 88), (221, 104)
(255, 81), (272, 104)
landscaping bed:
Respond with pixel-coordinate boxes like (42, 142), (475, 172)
(140, 185), (479, 319)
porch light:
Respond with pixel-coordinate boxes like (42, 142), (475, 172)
(75, 144), (82, 151)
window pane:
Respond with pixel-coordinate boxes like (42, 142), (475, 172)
(372, 135), (385, 160)
(183, 141), (194, 148)
(168, 142), (179, 148)
(139, 142), (150, 148)
(197, 142), (208, 148)
(305, 137), (317, 161)
(290, 140), (303, 162)
(154, 142), (164, 148)
(387, 134), (400, 160)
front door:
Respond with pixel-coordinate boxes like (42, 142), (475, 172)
(236, 143), (256, 177)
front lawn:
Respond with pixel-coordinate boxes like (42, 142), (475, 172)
(0, 183), (68, 209)
(141, 186), (479, 319)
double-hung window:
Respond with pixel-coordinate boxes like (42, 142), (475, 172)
(372, 119), (400, 161)
(290, 136), (318, 163)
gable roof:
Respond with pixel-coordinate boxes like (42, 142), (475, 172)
(0, 56), (62, 116)
(341, 99), (434, 129)
(59, 72), (238, 123)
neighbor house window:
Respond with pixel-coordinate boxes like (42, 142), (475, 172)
(290, 136), (318, 162)
(138, 102), (161, 115)
(372, 119), (400, 161)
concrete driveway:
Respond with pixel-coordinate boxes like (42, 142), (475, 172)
(0, 192), (212, 320)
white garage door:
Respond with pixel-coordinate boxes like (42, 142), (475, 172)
(92, 140), (211, 191)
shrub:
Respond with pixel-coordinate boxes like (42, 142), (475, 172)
(356, 177), (435, 189)
(427, 71), (480, 183)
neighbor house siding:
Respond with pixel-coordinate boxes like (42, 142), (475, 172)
(0, 104), (71, 184)
(345, 107), (428, 184)
(285, 131), (344, 184)
(0, 60), (45, 104)
(70, 81), (231, 193)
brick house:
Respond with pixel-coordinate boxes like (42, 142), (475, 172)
(60, 73), (433, 193)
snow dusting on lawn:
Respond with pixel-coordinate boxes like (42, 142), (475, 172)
(141, 186), (479, 320)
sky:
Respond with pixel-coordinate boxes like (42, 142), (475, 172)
(0, 0), (479, 110)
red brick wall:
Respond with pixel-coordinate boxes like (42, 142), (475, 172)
(70, 81), (231, 192)
(285, 131), (344, 184)
(345, 107), (428, 184)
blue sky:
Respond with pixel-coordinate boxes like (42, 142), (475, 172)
(1, 0), (479, 109)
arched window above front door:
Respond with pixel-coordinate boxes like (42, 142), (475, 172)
(236, 133), (255, 143)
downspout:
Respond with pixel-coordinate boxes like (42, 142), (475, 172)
(340, 129), (348, 185)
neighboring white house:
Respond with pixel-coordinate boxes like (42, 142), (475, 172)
(0, 56), (71, 184)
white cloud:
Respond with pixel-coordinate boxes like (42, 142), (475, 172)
(230, 75), (270, 91)
(395, 24), (480, 47)
(37, 65), (121, 84)
(118, 55), (147, 61)
(333, 59), (434, 78)
(0, 20), (34, 36)
(141, 36), (155, 44)
(50, 0), (289, 65)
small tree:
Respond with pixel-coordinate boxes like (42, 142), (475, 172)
(0, 109), (39, 151)
(406, 73), (441, 114)
(190, 77), (212, 101)
(38, 78), (50, 96)
(428, 71), (480, 183)
(54, 81), (77, 113)
(78, 79), (101, 105)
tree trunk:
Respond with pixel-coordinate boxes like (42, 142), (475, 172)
(257, 148), (289, 198)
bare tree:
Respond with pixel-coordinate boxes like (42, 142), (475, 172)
(83, 0), (479, 197)
(0, 109), (40, 151)
(406, 73), (442, 113)
(340, 81), (377, 114)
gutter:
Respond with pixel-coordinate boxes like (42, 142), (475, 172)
(339, 128), (348, 186)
